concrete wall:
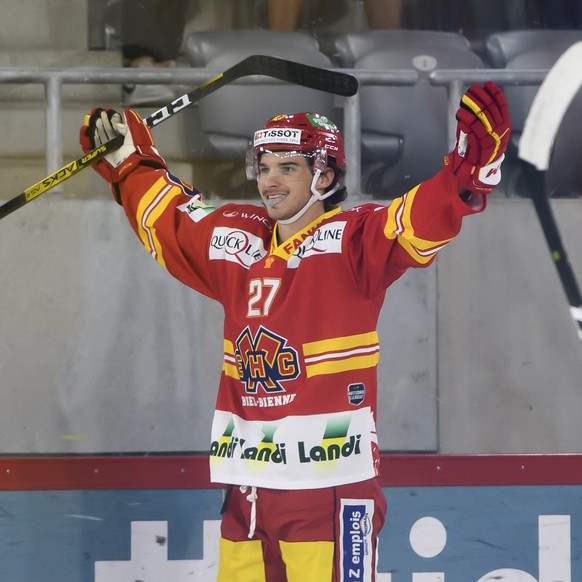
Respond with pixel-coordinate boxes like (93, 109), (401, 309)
(0, 195), (580, 454)
(0, 0), (124, 197)
(438, 199), (582, 453)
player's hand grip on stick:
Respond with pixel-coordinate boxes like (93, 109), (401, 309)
(80, 108), (167, 203)
(0, 55), (359, 221)
(443, 81), (511, 194)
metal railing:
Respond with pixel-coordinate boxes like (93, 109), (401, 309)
(0, 66), (548, 197)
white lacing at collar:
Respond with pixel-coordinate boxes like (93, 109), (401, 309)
(239, 485), (258, 539)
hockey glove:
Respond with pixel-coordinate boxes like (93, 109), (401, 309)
(443, 81), (511, 194)
(80, 108), (167, 202)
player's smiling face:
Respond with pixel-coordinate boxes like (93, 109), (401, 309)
(257, 152), (315, 222)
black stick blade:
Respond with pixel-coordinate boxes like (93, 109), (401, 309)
(244, 55), (359, 97)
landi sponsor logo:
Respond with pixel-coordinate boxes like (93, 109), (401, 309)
(298, 434), (361, 463)
(210, 437), (288, 464)
(209, 433), (363, 465)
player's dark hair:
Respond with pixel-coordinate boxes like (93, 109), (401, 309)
(323, 158), (347, 211)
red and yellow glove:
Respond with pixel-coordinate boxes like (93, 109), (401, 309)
(79, 107), (167, 202)
(443, 81), (511, 194)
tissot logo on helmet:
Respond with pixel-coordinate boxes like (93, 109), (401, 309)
(254, 128), (302, 146)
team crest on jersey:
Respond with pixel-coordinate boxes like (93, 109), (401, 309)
(235, 326), (300, 394)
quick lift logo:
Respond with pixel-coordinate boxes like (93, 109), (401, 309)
(209, 227), (267, 269)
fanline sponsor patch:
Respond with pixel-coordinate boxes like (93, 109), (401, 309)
(287, 221), (346, 268)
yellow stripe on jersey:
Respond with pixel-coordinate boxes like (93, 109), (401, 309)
(222, 339), (240, 379)
(305, 352), (379, 378)
(224, 339), (235, 355)
(384, 187), (453, 265)
(303, 331), (380, 378)
(222, 362), (240, 379)
(303, 331), (378, 356)
(135, 177), (182, 267)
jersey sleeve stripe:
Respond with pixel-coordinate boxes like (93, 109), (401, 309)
(135, 177), (182, 267)
(223, 340), (240, 379)
(384, 187), (454, 265)
(136, 176), (170, 252)
(222, 361), (240, 379)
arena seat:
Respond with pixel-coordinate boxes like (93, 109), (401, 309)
(331, 29), (472, 67)
(547, 85), (582, 198)
(184, 30), (338, 162)
(333, 31), (483, 197)
(486, 32), (582, 197)
(485, 29), (582, 68)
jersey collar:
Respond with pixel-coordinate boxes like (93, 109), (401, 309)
(269, 206), (342, 261)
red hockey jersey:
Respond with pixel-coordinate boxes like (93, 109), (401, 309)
(116, 166), (483, 489)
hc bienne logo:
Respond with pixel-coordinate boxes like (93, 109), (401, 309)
(235, 326), (300, 394)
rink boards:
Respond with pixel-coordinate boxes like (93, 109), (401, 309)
(0, 454), (581, 581)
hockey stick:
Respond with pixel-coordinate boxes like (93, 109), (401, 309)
(0, 55), (358, 221)
(518, 41), (582, 343)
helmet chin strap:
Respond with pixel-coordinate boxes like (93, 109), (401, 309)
(276, 168), (340, 225)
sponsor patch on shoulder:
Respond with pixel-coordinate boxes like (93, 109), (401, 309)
(287, 221), (346, 268)
(177, 198), (215, 223)
(340, 498), (375, 582)
(209, 227), (267, 268)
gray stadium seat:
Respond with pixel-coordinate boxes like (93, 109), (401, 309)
(485, 29), (582, 68)
(333, 31), (483, 196)
(332, 29), (472, 67)
(486, 32), (582, 197)
(548, 86), (582, 198)
(184, 30), (338, 161)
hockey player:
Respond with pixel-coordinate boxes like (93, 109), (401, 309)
(80, 81), (510, 582)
